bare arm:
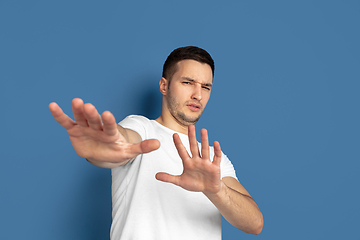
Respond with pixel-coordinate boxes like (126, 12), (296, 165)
(49, 98), (160, 168)
(155, 125), (263, 234)
(205, 177), (263, 234)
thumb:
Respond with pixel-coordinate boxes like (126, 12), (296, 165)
(155, 172), (180, 186)
(138, 139), (160, 154)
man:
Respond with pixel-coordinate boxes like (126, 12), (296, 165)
(49, 46), (263, 239)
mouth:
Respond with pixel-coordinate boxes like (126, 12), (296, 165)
(187, 103), (201, 111)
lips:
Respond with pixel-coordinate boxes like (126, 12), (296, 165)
(187, 102), (201, 111)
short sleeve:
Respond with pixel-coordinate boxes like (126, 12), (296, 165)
(220, 153), (238, 180)
(118, 115), (150, 140)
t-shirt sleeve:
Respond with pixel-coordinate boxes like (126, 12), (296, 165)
(220, 153), (238, 180)
(118, 115), (149, 140)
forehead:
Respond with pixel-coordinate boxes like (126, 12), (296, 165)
(174, 59), (213, 83)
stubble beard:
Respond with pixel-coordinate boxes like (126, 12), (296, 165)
(166, 91), (204, 126)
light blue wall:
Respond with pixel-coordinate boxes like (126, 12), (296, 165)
(1, 1), (359, 239)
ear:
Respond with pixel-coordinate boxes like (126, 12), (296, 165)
(159, 77), (168, 96)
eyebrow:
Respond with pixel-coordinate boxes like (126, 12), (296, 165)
(182, 77), (213, 87)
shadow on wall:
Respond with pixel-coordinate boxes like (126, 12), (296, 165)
(132, 74), (162, 120)
(115, 74), (162, 120)
(139, 87), (162, 120)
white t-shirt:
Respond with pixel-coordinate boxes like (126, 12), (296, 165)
(110, 115), (238, 240)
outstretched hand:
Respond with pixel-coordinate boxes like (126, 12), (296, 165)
(49, 98), (160, 167)
(156, 125), (222, 195)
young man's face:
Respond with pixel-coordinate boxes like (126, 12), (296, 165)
(164, 59), (213, 126)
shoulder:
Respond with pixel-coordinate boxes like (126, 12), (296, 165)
(119, 115), (151, 128)
(120, 115), (150, 124)
(119, 115), (152, 140)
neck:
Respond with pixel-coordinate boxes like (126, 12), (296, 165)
(155, 113), (189, 135)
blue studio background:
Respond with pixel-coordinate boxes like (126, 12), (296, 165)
(1, 1), (359, 239)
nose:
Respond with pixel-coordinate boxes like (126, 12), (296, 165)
(191, 84), (202, 101)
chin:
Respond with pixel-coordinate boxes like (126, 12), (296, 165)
(177, 113), (201, 126)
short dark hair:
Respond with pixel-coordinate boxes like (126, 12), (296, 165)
(162, 46), (215, 82)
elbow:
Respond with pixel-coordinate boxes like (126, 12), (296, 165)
(243, 213), (264, 235)
(252, 222), (263, 235)
(250, 213), (264, 235)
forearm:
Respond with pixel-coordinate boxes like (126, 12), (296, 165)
(205, 181), (263, 234)
(85, 126), (142, 168)
(86, 158), (129, 169)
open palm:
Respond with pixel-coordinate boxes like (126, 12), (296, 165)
(49, 98), (159, 166)
(156, 125), (222, 195)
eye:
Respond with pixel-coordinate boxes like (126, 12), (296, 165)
(202, 86), (211, 91)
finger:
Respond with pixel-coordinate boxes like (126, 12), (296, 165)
(49, 102), (76, 130)
(127, 139), (160, 158)
(200, 128), (210, 160)
(173, 133), (190, 160)
(102, 111), (118, 136)
(139, 139), (161, 154)
(155, 172), (181, 186)
(212, 141), (222, 166)
(72, 98), (88, 127)
(83, 103), (103, 131)
(188, 125), (200, 157)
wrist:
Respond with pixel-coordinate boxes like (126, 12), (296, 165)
(203, 180), (227, 200)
